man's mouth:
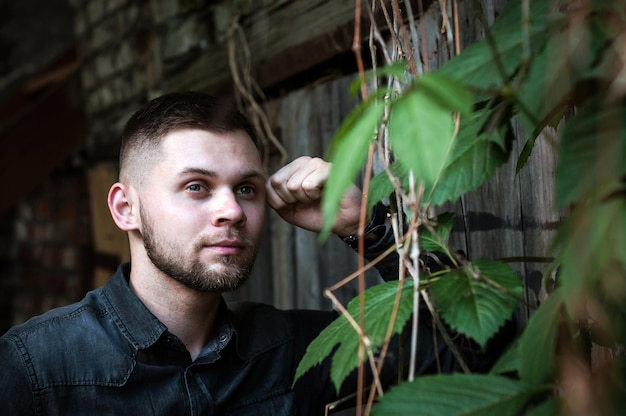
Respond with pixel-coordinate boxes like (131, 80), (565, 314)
(199, 234), (251, 256)
(207, 240), (244, 255)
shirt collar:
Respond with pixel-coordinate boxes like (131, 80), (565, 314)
(100, 263), (168, 350)
(101, 263), (242, 356)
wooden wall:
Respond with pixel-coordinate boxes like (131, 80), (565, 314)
(226, 0), (565, 325)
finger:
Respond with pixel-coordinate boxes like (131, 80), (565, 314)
(281, 157), (329, 202)
(265, 179), (293, 210)
(269, 156), (313, 185)
(268, 156), (324, 204)
(297, 159), (330, 201)
(266, 157), (311, 206)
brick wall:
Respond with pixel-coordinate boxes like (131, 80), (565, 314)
(69, 0), (220, 153)
(68, 0), (263, 153)
(0, 166), (93, 333)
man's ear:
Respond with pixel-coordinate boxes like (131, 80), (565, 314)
(108, 182), (139, 231)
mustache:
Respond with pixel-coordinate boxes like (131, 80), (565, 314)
(194, 229), (255, 250)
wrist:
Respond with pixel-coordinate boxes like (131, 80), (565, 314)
(341, 202), (390, 250)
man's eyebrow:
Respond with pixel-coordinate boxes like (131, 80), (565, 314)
(179, 167), (267, 180)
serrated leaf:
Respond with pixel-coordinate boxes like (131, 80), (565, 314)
(518, 290), (564, 385)
(431, 259), (523, 348)
(372, 374), (535, 416)
(321, 98), (386, 240)
(293, 280), (414, 393)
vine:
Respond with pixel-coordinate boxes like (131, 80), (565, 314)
(295, 0), (626, 414)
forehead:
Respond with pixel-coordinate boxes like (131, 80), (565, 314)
(156, 128), (264, 177)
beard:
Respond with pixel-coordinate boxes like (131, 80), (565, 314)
(140, 208), (257, 293)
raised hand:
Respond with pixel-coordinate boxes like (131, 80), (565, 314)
(266, 156), (362, 238)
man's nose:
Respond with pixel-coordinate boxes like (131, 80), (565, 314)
(211, 188), (246, 226)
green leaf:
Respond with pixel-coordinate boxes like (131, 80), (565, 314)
(322, 98), (386, 239)
(517, 14), (592, 136)
(368, 103), (513, 208)
(367, 163), (401, 212)
(426, 108), (512, 206)
(556, 98), (626, 207)
(416, 73), (473, 116)
(350, 61), (411, 94)
(388, 86), (455, 189)
(489, 337), (521, 376)
(518, 289), (564, 385)
(431, 259), (523, 348)
(440, 0), (553, 92)
(372, 374), (535, 415)
(555, 198), (626, 298)
(524, 398), (561, 416)
(554, 198), (626, 343)
(293, 280), (415, 393)
(419, 212), (455, 254)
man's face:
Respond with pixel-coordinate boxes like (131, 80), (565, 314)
(136, 129), (266, 292)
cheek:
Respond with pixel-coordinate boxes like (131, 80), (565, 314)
(245, 204), (266, 237)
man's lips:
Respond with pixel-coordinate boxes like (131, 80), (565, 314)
(203, 240), (245, 255)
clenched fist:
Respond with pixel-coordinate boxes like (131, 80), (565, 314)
(266, 156), (363, 238)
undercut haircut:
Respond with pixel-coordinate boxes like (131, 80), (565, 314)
(119, 91), (260, 185)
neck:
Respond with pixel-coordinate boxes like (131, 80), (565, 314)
(129, 259), (222, 361)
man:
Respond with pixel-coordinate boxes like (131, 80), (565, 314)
(0, 92), (510, 415)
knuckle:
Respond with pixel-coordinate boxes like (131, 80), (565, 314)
(286, 180), (300, 192)
(269, 175), (283, 187)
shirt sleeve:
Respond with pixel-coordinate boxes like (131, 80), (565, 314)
(0, 335), (37, 415)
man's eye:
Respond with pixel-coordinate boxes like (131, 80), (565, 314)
(187, 184), (204, 192)
(238, 185), (255, 196)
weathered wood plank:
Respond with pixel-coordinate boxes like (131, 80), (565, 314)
(516, 123), (566, 322)
(168, 0), (357, 94)
(167, 0), (437, 95)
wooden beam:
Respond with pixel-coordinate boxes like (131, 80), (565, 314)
(168, 0), (355, 94)
(167, 0), (434, 95)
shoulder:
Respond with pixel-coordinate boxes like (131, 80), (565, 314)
(2, 288), (106, 344)
(1, 287), (134, 387)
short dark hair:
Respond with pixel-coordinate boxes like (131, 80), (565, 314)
(119, 92), (259, 183)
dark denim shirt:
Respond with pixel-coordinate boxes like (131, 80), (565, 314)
(0, 264), (345, 415)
